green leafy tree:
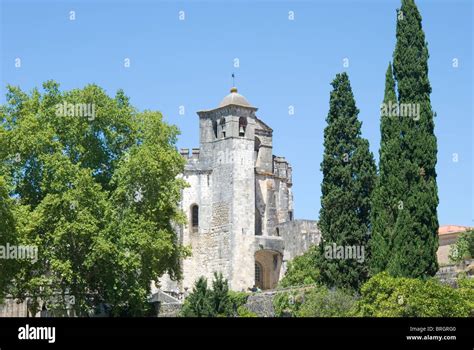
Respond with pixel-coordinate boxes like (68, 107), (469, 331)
(86, 111), (189, 316)
(0, 176), (18, 303)
(0, 81), (188, 316)
(449, 230), (474, 264)
(374, 0), (439, 278)
(279, 246), (321, 288)
(319, 72), (376, 291)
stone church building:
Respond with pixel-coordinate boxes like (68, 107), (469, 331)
(159, 87), (320, 293)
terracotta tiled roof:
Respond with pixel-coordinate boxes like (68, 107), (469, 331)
(438, 225), (472, 236)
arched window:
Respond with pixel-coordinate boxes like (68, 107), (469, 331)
(239, 117), (247, 137)
(255, 262), (262, 285)
(191, 204), (199, 231)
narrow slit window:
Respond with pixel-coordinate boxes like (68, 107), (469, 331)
(191, 205), (199, 229)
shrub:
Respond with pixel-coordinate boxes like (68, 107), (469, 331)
(236, 306), (257, 317)
(279, 246), (321, 288)
(355, 272), (471, 317)
(457, 274), (474, 316)
(228, 291), (249, 309)
(273, 290), (303, 317)
(297, 288), (357, 317)
(210, 272), (232, 316)
(273, 285), (356, 317)
(181, 274), (252, 317)
(180, 277), (214, 317)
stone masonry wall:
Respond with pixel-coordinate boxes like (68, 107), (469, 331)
(277, 220), (321, 278)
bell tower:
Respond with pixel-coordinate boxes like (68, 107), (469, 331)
(178, 87), (258, 290)
(156, 85), (319, 297)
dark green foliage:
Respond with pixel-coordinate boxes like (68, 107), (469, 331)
(181, 277), (214, 317)
(210, 272), (232, 316)
(319, 72), (376, 291)
(370, 0), (439, 278)
(181, 273), (247, 317)
(370, 63), (402, 274)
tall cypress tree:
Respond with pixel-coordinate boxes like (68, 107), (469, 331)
(319, 72), (376, 291)
(371, 0), (439, 278)
(390, 0), (439, 277)
(369, 63), (403, 274)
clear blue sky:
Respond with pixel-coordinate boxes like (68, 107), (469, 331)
(1, 0), (472, 226)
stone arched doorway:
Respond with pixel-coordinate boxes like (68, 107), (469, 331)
(254, 250), (282, 290)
